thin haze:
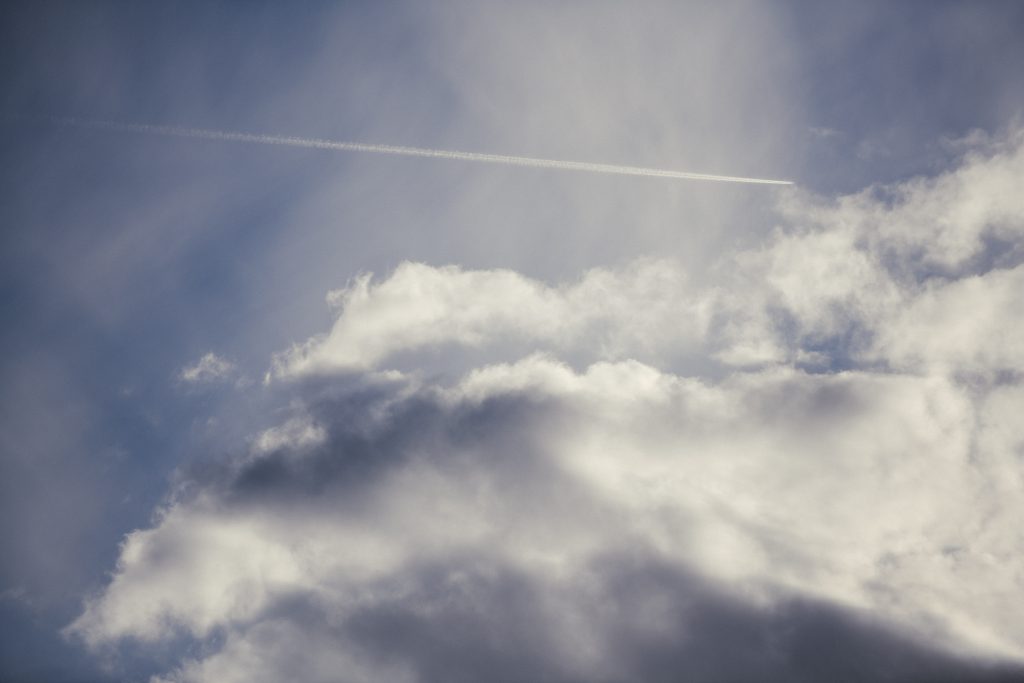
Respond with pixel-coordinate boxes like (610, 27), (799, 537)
(51, 117), (793, 185)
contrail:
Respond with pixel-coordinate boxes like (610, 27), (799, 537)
(48, 117), (793, 185)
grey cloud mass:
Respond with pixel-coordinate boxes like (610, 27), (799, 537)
(3, 2), (1024, 682)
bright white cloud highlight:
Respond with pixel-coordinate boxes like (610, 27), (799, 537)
(273, 259), (708, 377)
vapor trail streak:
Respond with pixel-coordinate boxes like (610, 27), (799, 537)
(52, 117), (794, 185)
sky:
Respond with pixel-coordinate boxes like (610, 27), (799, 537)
(2, 1), (1024, 681)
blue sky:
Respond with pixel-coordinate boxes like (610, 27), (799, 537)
(3, 2), (1024, 681)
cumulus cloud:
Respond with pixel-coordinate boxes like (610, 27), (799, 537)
(272, 259), (707, 378)
(69, 129), (1024, 681)
(180, 353), (236, 384)
(714, 127), (1024, 375)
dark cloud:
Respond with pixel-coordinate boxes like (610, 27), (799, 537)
(184, 376), (568, 507)
(159, 553), (1024, 683)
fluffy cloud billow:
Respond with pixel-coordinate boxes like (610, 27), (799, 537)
(68, 130), (1024, 681)
(270, 258), (707, 378)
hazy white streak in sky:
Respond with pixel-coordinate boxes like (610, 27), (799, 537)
(53, 117), (793, 185)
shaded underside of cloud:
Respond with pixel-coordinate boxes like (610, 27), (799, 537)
(67, 128), (1024, 682)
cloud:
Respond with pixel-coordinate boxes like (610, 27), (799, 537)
(71, 359), (1023, 680)
(270, 127), (1024, 382)
(714, 126), (1024, 375)
(148, 557), (1022, 683)
(273, 259), (707, 378)
(249, 416), (327, 457)
(180, 353), (236, 384)
(68, 128), (1024, 681)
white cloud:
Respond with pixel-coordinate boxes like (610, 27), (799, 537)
(180, 353), (236, 384)
(250, 416), (327, 457)
(70, 127), (1024, 681)
(268, 127), (1024, 383)
(714, 127), (1024, 373)
(271, 259), (708, 378)
(872, 265), (1024, 375)
(781, 128), (1024, 276)
(70, 500), (328, 646)
(70, 356), (1024, 676)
